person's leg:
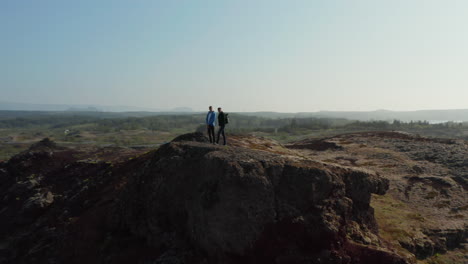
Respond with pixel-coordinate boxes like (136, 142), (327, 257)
(217, 126), (225, 145)
(216, 126), (222, 144)
(221, 126), (226, 145)
(209, 126), (215, 144)
(207, 125), (212, 143)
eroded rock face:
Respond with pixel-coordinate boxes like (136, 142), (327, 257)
(0, 134), (411, 264)
(118, 140), (404, 263)
(285, 131), (468, 262)
(0, 140), (146, 264)
(171, 132), (210, 143)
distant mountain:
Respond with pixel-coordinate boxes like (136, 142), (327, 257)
(236, 109), (468, 122)
(1, 102), (466, 122)
(0, 101), (73, 111)
(298, 109), (468, 122)
(171, 107), (193, 112)
(66, 106), (101, 112)
(0, 101), (164, 112)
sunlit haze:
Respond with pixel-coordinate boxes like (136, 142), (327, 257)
(2, 0), (468, 112)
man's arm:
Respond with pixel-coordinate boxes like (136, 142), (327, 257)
(213, 112), (217, 125)
(219, 112), (224, 125)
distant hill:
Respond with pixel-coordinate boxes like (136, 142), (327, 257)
(66, 106), (101, 112)
(298, 109), (468, 122)
(1, 102), (466, 122)
(0, 101), (169, 112)
(240, 109), (468, 122)
(171, 107), (193, 112)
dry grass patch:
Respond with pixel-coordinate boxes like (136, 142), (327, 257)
(371, 194), (432, 257)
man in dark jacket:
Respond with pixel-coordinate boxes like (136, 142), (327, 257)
(216, 107), (227, 145)
(206, 106), (216, 144)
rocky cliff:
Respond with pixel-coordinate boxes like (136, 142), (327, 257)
(117, 136), (405, 263)
(286, 131), (467, 263)
(0, 133), (438, 263)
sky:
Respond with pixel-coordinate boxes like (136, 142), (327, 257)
(1, 0), (468, 112)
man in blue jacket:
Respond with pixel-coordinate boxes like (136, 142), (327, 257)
(206, 106), (216, 144)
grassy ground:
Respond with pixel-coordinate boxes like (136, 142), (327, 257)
(2, 124), (468, 161)
(1, 122), (466, 263)
(371, 180), (467, 264)
(372, 194), (428, 257)
(0, 127), (188, 161)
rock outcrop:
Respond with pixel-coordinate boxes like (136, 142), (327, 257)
(0, 133), (414, 263)
(285, 131), (467, 262)
(117, 137), (405, 263)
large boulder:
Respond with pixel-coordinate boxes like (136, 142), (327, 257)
(0, 134), (413, 263)
(119, 140), (405, 263)
(171, 132), (209, 143)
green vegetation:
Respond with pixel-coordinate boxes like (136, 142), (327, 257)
(1, 111), (467, 161)
(425, 248), (468, 264)
(371, 194), (427, 261)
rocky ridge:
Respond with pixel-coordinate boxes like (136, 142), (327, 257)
(1, 132), (464, 263)
(117, 137), (404, 263)
(286, 131), (467, 262)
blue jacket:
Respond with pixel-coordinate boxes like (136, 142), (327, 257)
(206, 111), (216, 126)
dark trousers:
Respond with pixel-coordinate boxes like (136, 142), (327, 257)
(217, 125), (226, 145)
(207, 125), (215, 143)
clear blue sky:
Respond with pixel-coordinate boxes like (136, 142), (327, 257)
(2, 0), (468, 112)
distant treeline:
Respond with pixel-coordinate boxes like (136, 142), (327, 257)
(0, 115), (100, 129)
(0, 112), (465, 133)
(343, 119), (464, 130)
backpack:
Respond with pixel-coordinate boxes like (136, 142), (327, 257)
(225, 113), (229, 124)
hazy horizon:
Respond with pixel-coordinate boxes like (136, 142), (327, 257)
(2, 100), (468, 116)
(3, 1), (468, 112)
